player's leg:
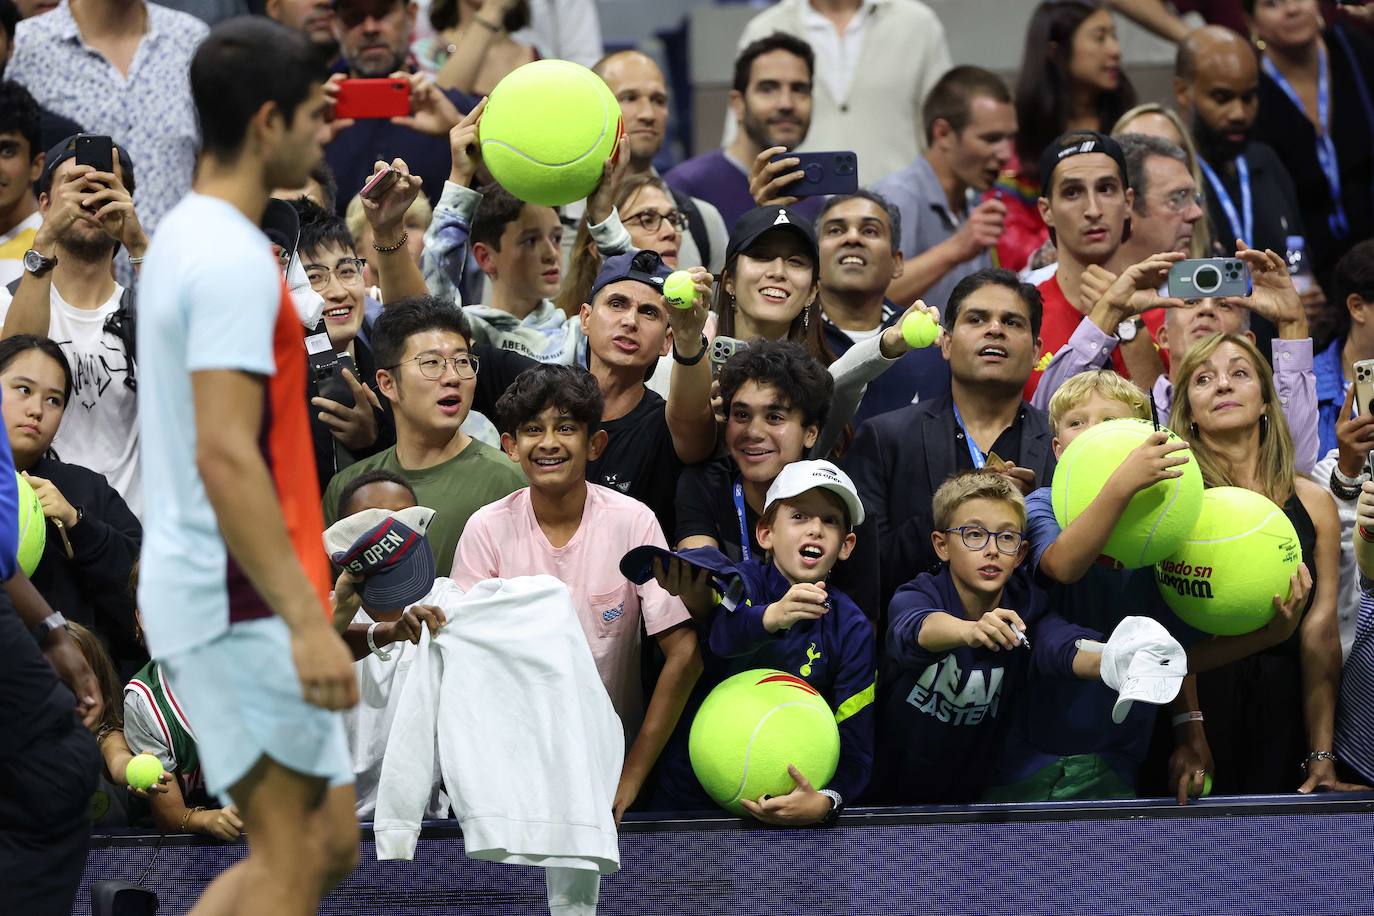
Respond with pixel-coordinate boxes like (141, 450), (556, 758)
(314, 782), (361, 895)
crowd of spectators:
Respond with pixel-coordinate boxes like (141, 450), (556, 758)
(4, 0), (1374, 912)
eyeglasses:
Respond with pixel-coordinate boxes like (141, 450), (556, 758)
(622, 209), (689, 234)
(304, 258), (367, 292)
(389, 353), (480, 380)
(943, 525), (1025, 555)
(1161, 188), (1204, 214)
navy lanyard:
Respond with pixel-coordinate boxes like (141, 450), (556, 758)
(733, 479), (752, 561)
(1263, 44), (1349, 240)
(951, 402), (986, 469)
(1198, 154), (1253, 246)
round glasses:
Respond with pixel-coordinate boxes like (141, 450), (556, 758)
(305, 258), (367, 292)
(943, 525), (1024, 555)
(389, 353), (480, 380)
(622, 209), (689, 234)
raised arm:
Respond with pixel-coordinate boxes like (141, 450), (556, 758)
(664, 268), (717, 464)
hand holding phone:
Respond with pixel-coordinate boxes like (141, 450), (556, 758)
(360, 166), (399, 201)
(75, 135), (114, 176)
(1166, 258), (1252, 300)
(764, 150), (859, 199)
(334, 78), (411, 120)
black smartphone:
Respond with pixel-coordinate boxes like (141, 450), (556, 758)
(306, 326), (358, 409)
(767, 150), (859, 197)
(74, 135), (114, 175)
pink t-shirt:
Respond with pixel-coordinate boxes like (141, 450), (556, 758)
(452, 483), (690, 738)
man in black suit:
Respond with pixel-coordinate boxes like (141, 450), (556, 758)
(844, 267), (1054, 611)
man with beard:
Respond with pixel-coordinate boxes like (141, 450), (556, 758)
(844, 268), (1052, 609)
(0, 137), (144, 515)
(267, 0), (340, 65)
(1174, 25), (1305, 351)
(873, 66), (1015, 314)
(325, 0), (472, 216)
(665, 32), (821, 229)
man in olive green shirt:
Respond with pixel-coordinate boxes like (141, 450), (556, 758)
(323, 297), (524, 574)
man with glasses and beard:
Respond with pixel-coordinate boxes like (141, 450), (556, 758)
(0, 137), (144, 515)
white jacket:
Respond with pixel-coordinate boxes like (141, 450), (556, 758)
(374, 576), (623, 876)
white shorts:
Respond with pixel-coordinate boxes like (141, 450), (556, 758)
(163, 616), (353, 803)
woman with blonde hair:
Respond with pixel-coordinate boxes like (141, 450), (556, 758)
(1112, 102), (1213, 258)
(1170, 331), (1359, 794)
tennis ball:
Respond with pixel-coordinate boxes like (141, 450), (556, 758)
(125, 754), (162, 791)
(664, 270), (696, 309)
(1051, 418), (1203, 568)
(901, 310), (940, 349)
(1154, 486), (1301, 636)
(689, 669), (839, 815)
(15, 472), (44, 577)
(1202, 772), (1213, 797)
(478, 60), (623, 207)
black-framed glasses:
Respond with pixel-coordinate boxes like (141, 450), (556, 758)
(304, 258), (367, 292)
(944, 525), (1024, 555)
(622, 209), (689, 234)
(388, 353), (479, 380)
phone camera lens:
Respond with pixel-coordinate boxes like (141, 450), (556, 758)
(1193, 265), (1222, 294)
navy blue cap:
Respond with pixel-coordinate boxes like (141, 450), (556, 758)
(589, 249), (672, 302)
(620, 545), (753, 612)
(726, 205), (818, 264)
(324, 507), (437, 610)
(262, 198), (300, 254)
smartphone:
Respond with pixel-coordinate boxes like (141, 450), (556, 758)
(334, 78), (411, 120)
(1166, 258), (1252, 300)
(710, 336), (747, 372)
(767, 150), (859, 198)
(306, 327), (358, 409)
(74, 134), (114, 175)
(1355, 359), (1374, 418)
(360, 166), (399, 201)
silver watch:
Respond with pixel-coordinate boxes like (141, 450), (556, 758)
(31, 611), (67, 647)
(1115, 317), (1141, 342)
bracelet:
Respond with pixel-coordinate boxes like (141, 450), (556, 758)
(672, 333), (708, 366)
(1330, 468), (1363, 501)
(179, 805), (204, 833)
(1302, 750), (1337, 773)
(1171, 710), (1204, 728)
(1333, 465), (1366, 488)
(127, 256), (144, 265)
(474, 16), (501, 32)
(371, 231), (408, 253)
(366, 621), (393, 660)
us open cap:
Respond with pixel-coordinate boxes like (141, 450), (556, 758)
(323, 506), (437, 610)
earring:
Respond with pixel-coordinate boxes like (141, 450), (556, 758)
(1253, 32), (1267, 51)
(1189, 422), (1200, 439)
(1259, 414), (1269, 442)
(802, 306), (811, 331)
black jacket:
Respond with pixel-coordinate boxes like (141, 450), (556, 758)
(307, 333), (395, 494)
(842, 393), (1056, 615)
(27, 453), (142, 677)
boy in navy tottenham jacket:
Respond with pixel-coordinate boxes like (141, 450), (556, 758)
(625, 459), (875, 825)
(876, 471), (1186, 805)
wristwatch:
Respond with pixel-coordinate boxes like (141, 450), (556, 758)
(31, 611), (67, 648)
(1115, 317), (1143, 342)
(23, 248), (57, 278)
(672, 333), (708, 366)
(818, 788), (843, 827)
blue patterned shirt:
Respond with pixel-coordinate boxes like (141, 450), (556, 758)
(9, 1), (207, 234)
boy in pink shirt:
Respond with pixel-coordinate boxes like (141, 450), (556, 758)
(452, 363), (702, 822)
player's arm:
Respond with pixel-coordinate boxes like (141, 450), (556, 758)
(614, 621), (702, 823)
(192, 369), (357, 709)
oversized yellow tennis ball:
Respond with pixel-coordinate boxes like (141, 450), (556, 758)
(664, 270), (696, 309)
(15, 471), (44, 576)
(478, 60), (623, 207)
(689, 669), (839, 815)
(901, 310), (939, 348)
(1154, 486), (1301, 636)
(1051, 418), (1203, 568)
(125, 753), (162, 791)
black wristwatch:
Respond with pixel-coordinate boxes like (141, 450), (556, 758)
(31, 611), (67, 648)
(23, 248), (57, 277)
(672, 333), (708, 366)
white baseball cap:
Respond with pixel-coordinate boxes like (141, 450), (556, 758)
(764, 460), (865, 530)
(1099, 616), (1187, 724)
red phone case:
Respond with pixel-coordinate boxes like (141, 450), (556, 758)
(334, 79), (411, 120)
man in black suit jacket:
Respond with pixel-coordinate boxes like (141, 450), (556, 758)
(844, 268), (1056, 612)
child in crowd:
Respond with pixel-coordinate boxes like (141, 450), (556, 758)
(877, 471), (1186, 804)
(451, 363), (701, 820)
(636, 459), (876, 825)
(1008, 371), (1312, 803)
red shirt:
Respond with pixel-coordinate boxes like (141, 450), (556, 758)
(1026, 274), (1164, 400)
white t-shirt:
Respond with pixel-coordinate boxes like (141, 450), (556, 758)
(136, 192), (283, 659)
(1, 283), (141, 515)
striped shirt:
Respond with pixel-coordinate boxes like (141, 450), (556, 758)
(1335, 579), (1374, 783)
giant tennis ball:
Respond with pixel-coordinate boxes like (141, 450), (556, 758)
(478, 60), (623, 207)
(1051, 418), (1203, 568)
(1154, 487), (1301, 636)
(125, 753), (162, 791)
(15, 471), (44, 576)
(689, 669), (840, 815)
